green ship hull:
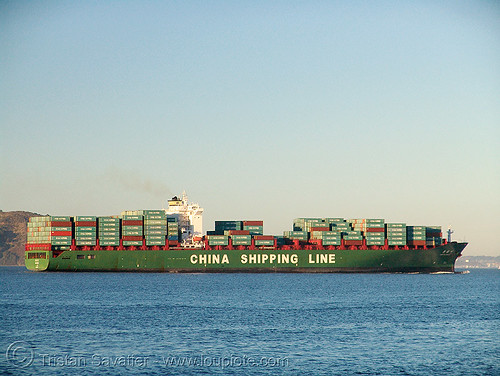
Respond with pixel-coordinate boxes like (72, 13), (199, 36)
(25, 242), (466, 273)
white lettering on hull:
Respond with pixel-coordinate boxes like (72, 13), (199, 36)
(190, 254), (230, 264)
(240, 254), (298, 264)
(190, 253), (307, 265)
(308, 253), (335, 264)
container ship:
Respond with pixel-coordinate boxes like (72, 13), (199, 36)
(25, 193), (467, 273)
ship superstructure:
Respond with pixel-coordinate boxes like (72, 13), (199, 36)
(164, 191), (203, 246)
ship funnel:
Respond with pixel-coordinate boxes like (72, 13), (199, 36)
(168, 196), (182, 207)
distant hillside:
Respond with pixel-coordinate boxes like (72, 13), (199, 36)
(0, 210), (43, 265)
(456, 256), (500, 269)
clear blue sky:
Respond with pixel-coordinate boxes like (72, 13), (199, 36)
(1, 1), (499, 256)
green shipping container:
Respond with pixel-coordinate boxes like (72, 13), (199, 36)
(99, 224), (119, 229)
(100, 241), (120, 246)
(51, 236), (72, 241)
(366, 219), (385, 224)
(122, 241), (143, 246)
(75, 232), (96, 237)
(145, 235), (165, 240)
(98, 216), (119, 222)
(407, 230), (426, 236)
(243, 226), (263, 235)
(243, 225), (262, 231)
(76, 227), (96, 232)
(307, 222), (329, 228)
(99, 229), (119, 234)
(51, 241), (72, 245)
(99, 222), (120, 228)
(208, 239), (229, 246)
(122, 231), (143, 236)
(386, 223), (406, 228)
(387, 236), (406, 241)
(207, 235), (229, 240)
(284, 231), (308, 236)
(365, 234), (384, 238)
(75, 236), (96, 241)
(99, 231), (120, 236)
(144, 214), (166, 220)
(232, 240), (252, 246)
(144, 225), (167, 230)
(322, 239), (341, 246)
(146, 240), (166, 246)
(255, 240), (274, 246)
(365, 223), (385, 228)
(367, 240), (385, 245)
(231, 235), (252, 241)
(50, 216), (72, 221)
(323, 218), (345, 223)
(140, 210), (165, 216)
(144, 219), (166, 225)
(76, 240), (96, 246)
(144, 230), (167, 236)
(388, 240), (406, 246)
(75, 216), (97, 221)
(99, 237), (120, 241)
(321, 235), (341, 241)
(51, 227), (72, 231)
(123, 215), (143, 220)
(122, 225), (142, 231)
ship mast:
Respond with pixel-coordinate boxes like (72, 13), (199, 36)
(447, 226), (454, 243)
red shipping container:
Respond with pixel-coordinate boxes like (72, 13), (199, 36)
(76, 221), (97, 226)
(122, 220), (143, 226)
(50, 221), (72, 227)
(243, 221), (263, 226)
(26, 244), (51, 250)
(227, 230), (250, 235)
(168, 240), (179, 246)
(51, 231), (72, 236)
(344, 240), (363, 246)
(408, 240), (426, 246)
(122, 236), (143, 241)
(253, 235), (274, 240)
(310, 227), (329, 232)
(366, 228), (384, 233)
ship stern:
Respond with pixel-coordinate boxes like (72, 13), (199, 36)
(25, 250), (50, 271)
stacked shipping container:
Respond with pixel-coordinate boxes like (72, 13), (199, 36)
(122, 215), (143, 246)
(142, 210), (166, 246)
(386, 223), (406, 246)
(365, 219), (385, 246)
(167, 217), (179, 243)
(26, 213), (445, 251)
(426, 226), (443, 247)
(75, 216), (96, 246)
(50, 216), (72, 249)
(98, 217), (120, 246)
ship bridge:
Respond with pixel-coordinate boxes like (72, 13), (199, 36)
(165, 191), (204, 244)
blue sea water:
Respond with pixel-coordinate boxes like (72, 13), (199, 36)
(0, 267), (498, 376)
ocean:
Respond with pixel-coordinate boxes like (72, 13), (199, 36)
(1, 267), (498, 375)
